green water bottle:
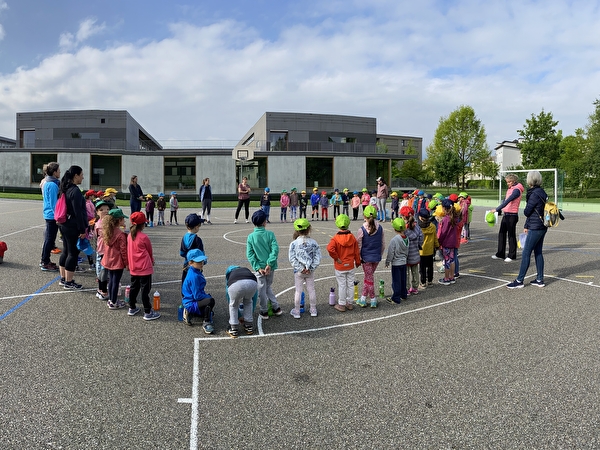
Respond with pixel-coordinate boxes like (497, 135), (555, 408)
(379, 279), (385, 298)
(268, 299), (274, 316)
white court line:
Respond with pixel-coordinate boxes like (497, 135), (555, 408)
(0, 224), (44, 239)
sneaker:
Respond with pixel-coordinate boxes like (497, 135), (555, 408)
(530, 279), (545, 287)
(40, 263), (59, 271)
(226, 326), (239, 338)
(438, 278), (451, 286)
(144, 310), (161, 321)
(245, 220), (249, 223)
(427, 281), (433, 287)
(59, 278), (66, 286)
(408, 288), (418, 295)
(51, 248), (61, 254)
(504, 257), (514, 262)
(258, 311), (269, 320)
(273, 307), (283, 316)
(202, 322), (214, 334)
(234, 219), (238, 224)
(107, 300), (126, 309)
(454, 273), (460, 279)
(183, 308), (192, 326)
(370, 298), (377, 308)
(334, 304), (346, 312)
(419, 283), (427, 290)
(386, 296), (401, 304)
(356, 297), (367, 308)
(346, 303), (354, 311)
(491, 255), (502, 260)
(128, 307), (140, 316)
(449, 278), (456, 284)
(506, 280), (524, 289)
(244, 323), (254, 335)
(96, 290), (109, 300)
(74, 266), (86, 273)
(309, 307), (318, 317)
(63, 280), (83, 290)
(290, 308), (301, 319)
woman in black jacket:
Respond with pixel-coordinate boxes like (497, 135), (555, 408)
(128, 175), (144, 213)
(58, 165), (88, 289)
(507, 170), (548, 289)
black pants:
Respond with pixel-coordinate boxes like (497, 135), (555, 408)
(170, 210), (178, 224)
(496, 214), (519, 260)
(420, 254), (434, 284)
(58, 225), (79, 272)
(235, 199), (250, 220)
(107, 268), (124, 304)
(130, 274), (152, 313)
(202, 199), (212, 218)
(41, 219), (59, 264)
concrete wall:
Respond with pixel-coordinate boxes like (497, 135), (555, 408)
(267, 155), (306, 193)
(196, 154), (237, 196)
(121, 155), (163, 195)
(58, 153), (92, 190)
(334, 156), (367, 191)
(0, 152), (30, 187)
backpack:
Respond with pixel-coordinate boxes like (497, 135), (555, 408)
(54, 194), (67, 224)
(543, 201), (560, 227)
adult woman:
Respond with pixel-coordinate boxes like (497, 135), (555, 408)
(40, 162), (61, 271)
(493, 173), (524, 262)
(58, 165), (88, 289)
(199, 177), (213, 224)
(234, 176), (251, 223)
(376, 177), (389, 222)
(128, 175), (144, 213)
(507, 170), (548, 289)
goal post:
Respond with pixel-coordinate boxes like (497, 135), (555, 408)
(498, 168), (562, 207)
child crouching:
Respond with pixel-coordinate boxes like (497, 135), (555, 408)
(182, 249), (215, 334)
(225, 265), (258, 338)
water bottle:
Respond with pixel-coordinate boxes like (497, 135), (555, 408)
(329, 287), (336, 306)
(153, 290), (161, 311)
(178, 304), (184, 321)
(353, 281), (359, 302)
(267, 300), (273, 316)
(300, 291), (305, 314)
(379, 280), (385, 298)
(124, 285), (130, 303)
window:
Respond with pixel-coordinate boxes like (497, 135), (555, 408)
(328, 137), (357, 143)
(164, 157), (196, 191)
(242, 133), (255, 146)
(91, 155), (121, 187)
(306, 157), (333, 190)
(101, 118), (106, 124)
(270, 131), (287, 151)
(237, 157), (267, 189)
(367, 159), (389, 185)
(21, 130), (35, 148)
(31, 153), (58, 183)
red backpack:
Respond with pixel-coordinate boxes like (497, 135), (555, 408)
(54, 194), (67, 224)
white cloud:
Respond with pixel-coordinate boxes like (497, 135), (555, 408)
(1, 1), (600, 153)
(59, 17), (106, 51)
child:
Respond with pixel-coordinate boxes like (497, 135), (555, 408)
(360, 188), (370, 212)
(437, 199), (459, 285)
(390, 191), (399, 220)
(280, 190), (290, 222)
(331, 189), (342, 218)
(260, 187), (272, 223)
(102, 188), (118, 209)
(127, 212), (160, 320)
(288, 218), (322, 318)
(84, 190), (97, 269)
(418, 209), (439, 288)
(319, 190), (329, 221)
(458, 192), (471, 243)
(299, 190), (309, 219)
(101, 208), (129, 309)
(180, 213), (204, 285)
(145, 194), (155, 226)
(369, 190), (378, 208)
(225, 265), (258, 338)
(326, 214), (361, 312)
(181, 249), (215, 333)
(342, 188), (350, 216)
(351, 191), (361, 221)
(385, 218), (409, 303)
(246, 210), (283, 319)
(169, 191), (179, 225)
(289, 188), (299, 220)
(156, 192), (166, 226)
(402, 208), (423, 295)
(356, 205), (385, 308)
(310, 187), (320, 220)
(93, 200), (111, 300)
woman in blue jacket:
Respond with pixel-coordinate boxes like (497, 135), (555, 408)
(507, 170), (548, 289)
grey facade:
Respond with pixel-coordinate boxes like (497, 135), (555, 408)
(0, 110), (422, 196)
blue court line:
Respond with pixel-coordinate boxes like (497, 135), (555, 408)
(0, 276), (60, 321)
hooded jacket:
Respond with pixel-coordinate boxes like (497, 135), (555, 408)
(101, 227), (128, 270)
(327, 231), (361, 271)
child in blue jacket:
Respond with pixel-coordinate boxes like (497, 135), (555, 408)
(182, 249), (215, 334)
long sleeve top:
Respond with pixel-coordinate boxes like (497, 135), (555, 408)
(101, 228), (128, 270)
(289, 236), (321, 272)
(246, 227), (279, 271)
(182, 266), (212, 309)
(385, 233), (409, 266)
(127, 231), (154, 276)
(405, 225), (424, 265)
(327, 231), (361, 271)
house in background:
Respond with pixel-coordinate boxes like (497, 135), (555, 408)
(495, 140), (522, 173)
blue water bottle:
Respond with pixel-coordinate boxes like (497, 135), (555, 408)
(300, 291), (305, 314)
(178, 304), (184, 321)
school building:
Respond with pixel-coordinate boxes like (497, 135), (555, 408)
(0, 110), (422, 198)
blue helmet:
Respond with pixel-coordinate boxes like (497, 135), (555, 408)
(265, 187), (270, 192)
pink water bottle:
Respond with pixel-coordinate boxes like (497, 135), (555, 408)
(329, 287), (336, 306)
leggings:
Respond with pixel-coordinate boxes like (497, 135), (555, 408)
(361, 262), (379, 298)
(58, 226), (80, 272)
(170, 210), (178, 224)
(107, 268), (124, 304)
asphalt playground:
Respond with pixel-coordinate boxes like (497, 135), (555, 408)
(1, 198), (599, 449)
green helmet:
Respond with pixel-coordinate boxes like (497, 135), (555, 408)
(293, 218), (311, 231)
(428, 199), (438, 210)
(392, 217), (406, 232)
(459, 191), (468, 198)
(363, 205), (377, 218)
(335, 214), (350, 230)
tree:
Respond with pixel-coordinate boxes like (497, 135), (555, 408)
(397, 143), (422, 180)
(430, 148), (463, 187)
(584, 98), (600, 187)
(425, 105), (490, 189)
(517, 110), (562, 169)
(558, 129), (587, 197)
(474, 157), (500, 189)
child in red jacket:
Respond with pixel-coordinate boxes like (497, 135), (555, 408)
(101, 209), (128, 309)
(127, 212), (160, 320)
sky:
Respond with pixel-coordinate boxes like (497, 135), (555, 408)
(1, 0), (599, 154)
